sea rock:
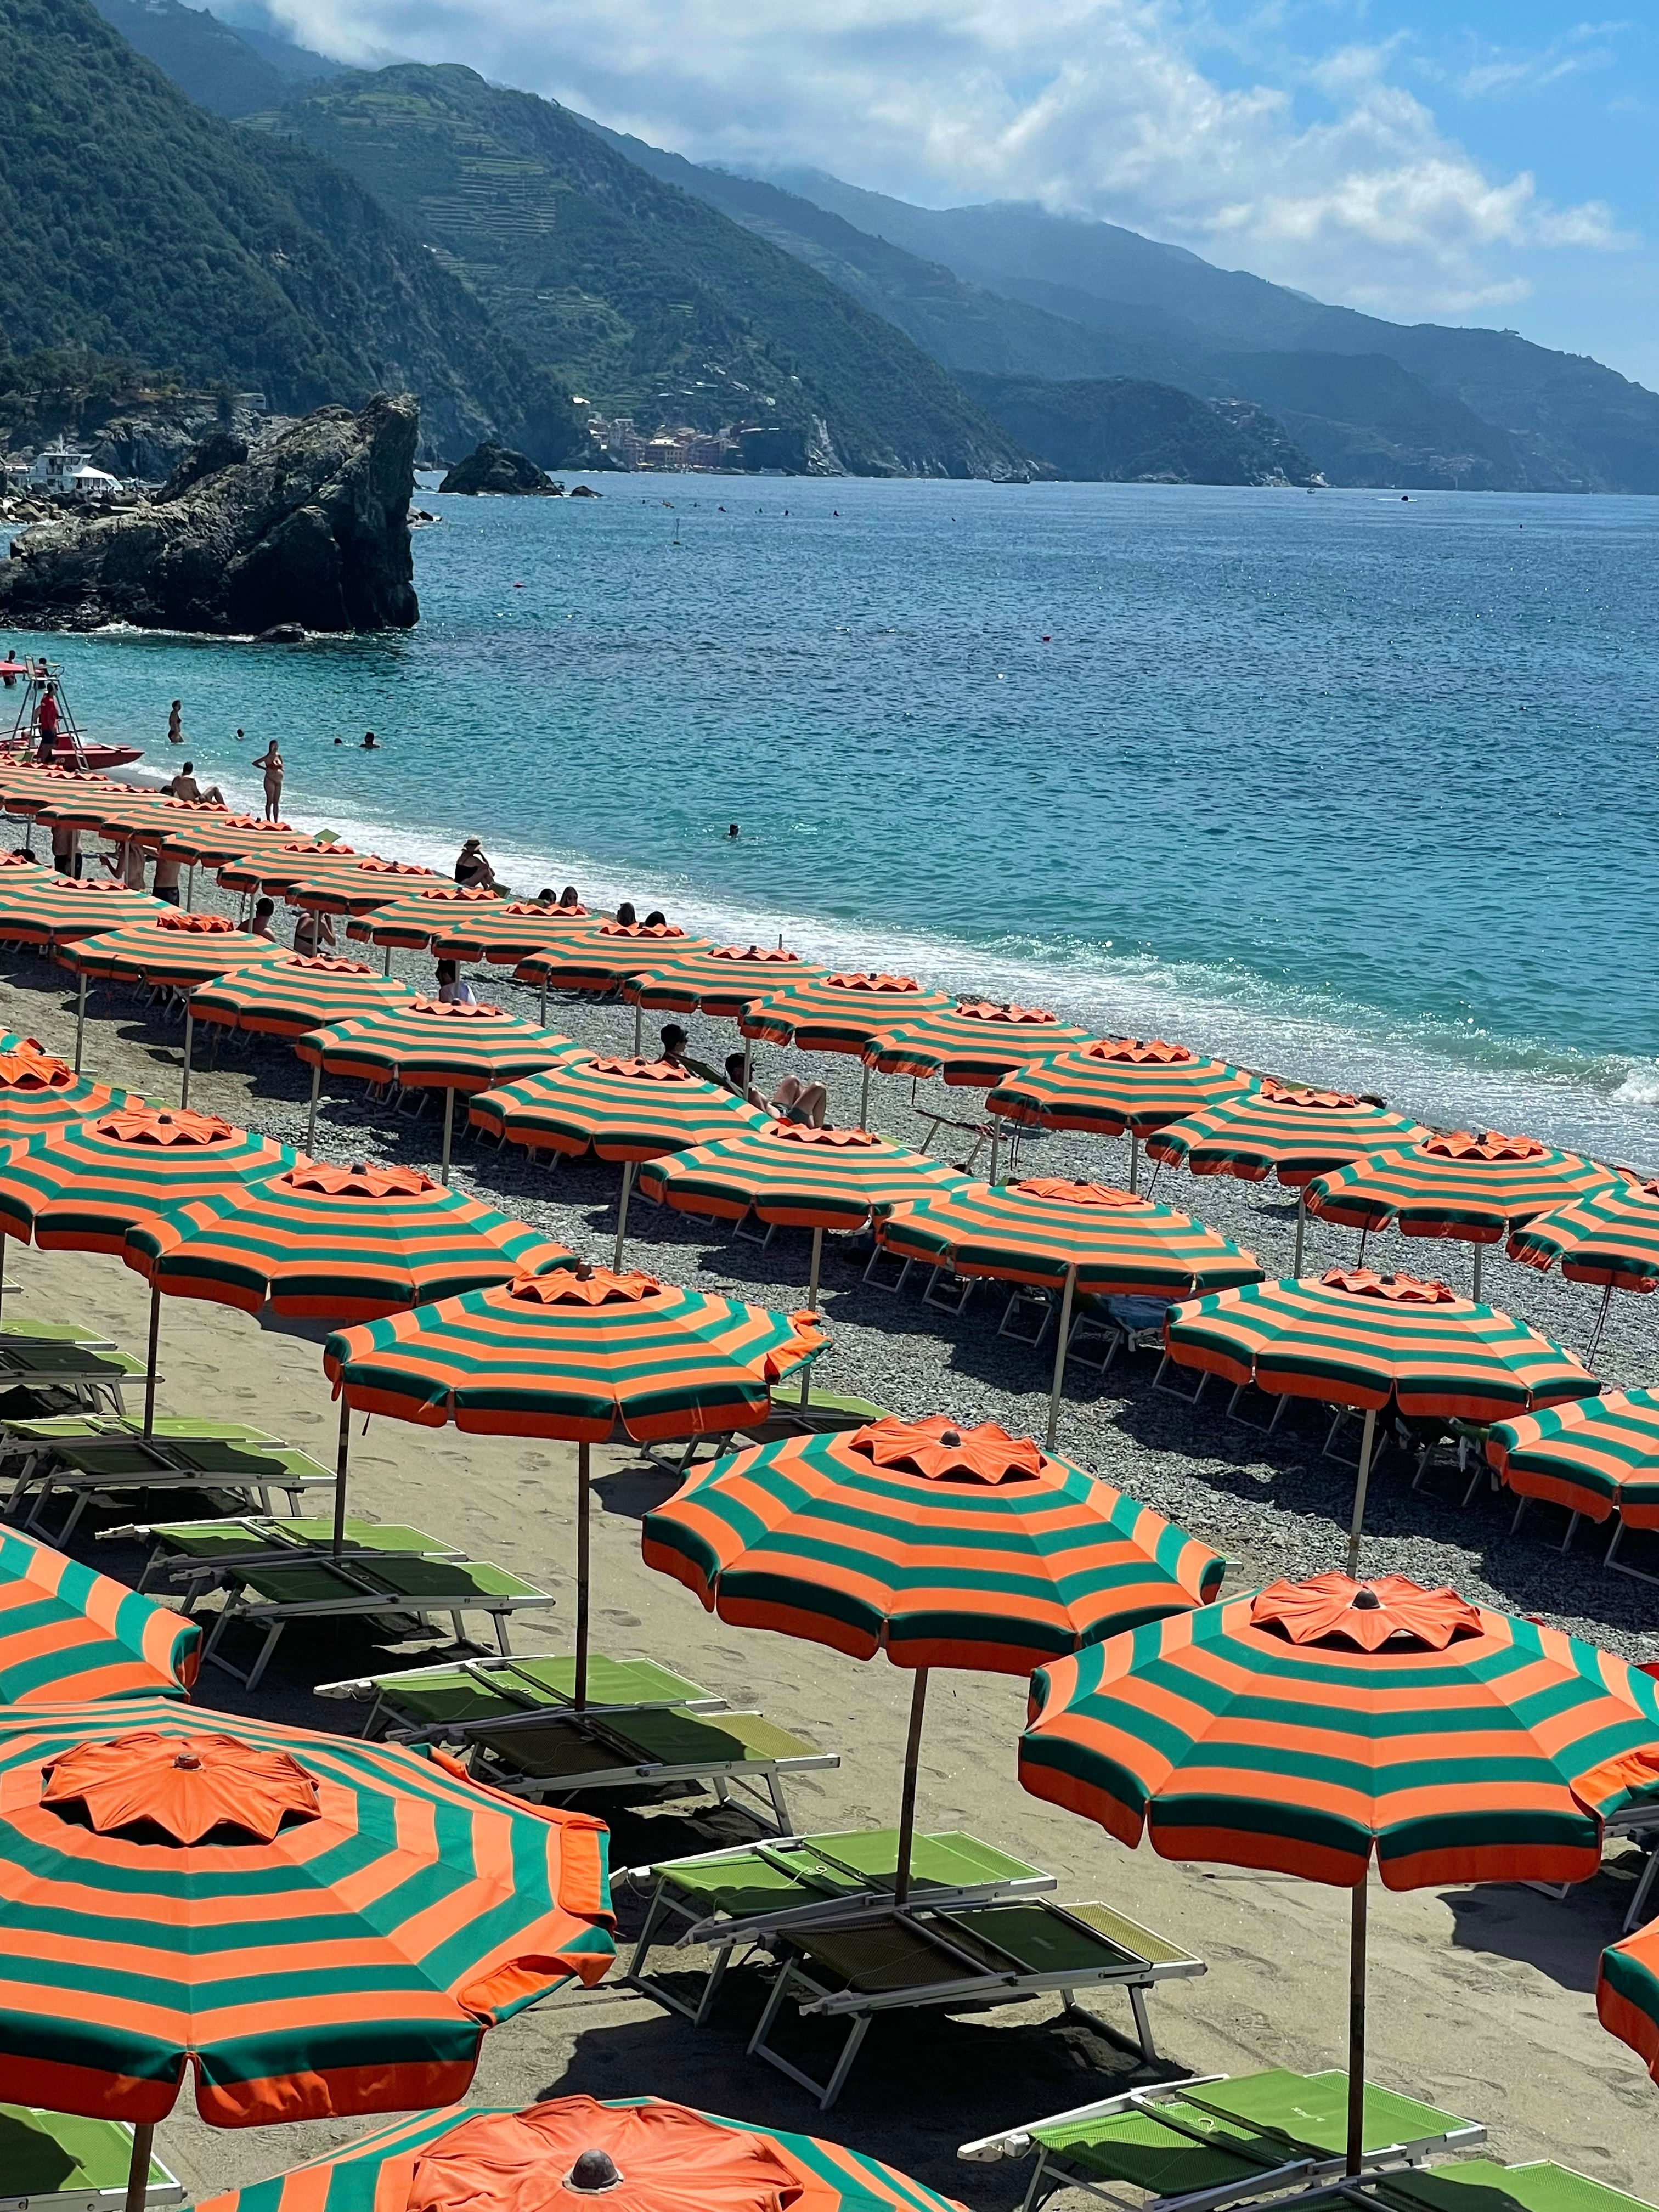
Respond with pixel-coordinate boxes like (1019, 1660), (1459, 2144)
(0, 396), (419, 633)
(438, 442), (557, 495)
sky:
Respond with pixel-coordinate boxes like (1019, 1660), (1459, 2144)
(250, 0), (1656, 386)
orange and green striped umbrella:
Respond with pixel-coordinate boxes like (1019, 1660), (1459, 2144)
(1599, 1918), (1659, 2085)
(58, 912), (295, 988)
(470, 1056), (765, 1162)
(191, 955), (414, 1041)
(738, 970), (952, 1054)
(286, 857), (442, 918)
(1148, 1084), (1425, 1187)
(647, 1412), (1220, 1899)
(0, 1698), (616, 2154)
(296, 1001), (580, 1180)
(988, 1037), (1257, 1192)
(0, 873), (161, 943)
(193, 2093), (967, 2212)
(623, 944), (826, 1017)
(0, 766), (122, 821)
(1487, 1390), (1659, 1534)
(430, 900), (598, 964)
(0, 1524), (199, 1703)
(1510, 1177), (1659, 1294)
(216, 837), (342, 896)
(1020, 1568), (1659, 2172)
(358, 883), (510, 949)
(30, 789), (161, 837)
(862, 998), (1092, 1088)
(0, 1049), (131, 1146)
(1305, 1130), (1617, 1245)
(325, 1267), (825, 1706)
(151, 810), (276, 865)
(515, 919), (710, 997)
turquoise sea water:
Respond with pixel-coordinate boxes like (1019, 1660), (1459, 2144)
(8, 477), (1657, 1164)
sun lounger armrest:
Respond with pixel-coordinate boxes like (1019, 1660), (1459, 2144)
(957, 2078), (1229, 2161)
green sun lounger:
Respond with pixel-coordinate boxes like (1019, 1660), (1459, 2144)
(0, 1318), (116, 1349)
(314, 1650), (723, 1735)
(0, 1340), (145, 1417)
(131, 1514), (463, 1594)
(0, 2102), (184, 2210)
(625, 1827), (1058, 2028)
(959, 2069), (1486, 2212)
(1368, 2159), (1657, 2212)
(17, 1435), (334, 1541)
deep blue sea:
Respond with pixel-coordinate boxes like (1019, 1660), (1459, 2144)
(8, 476), (1657, 1164)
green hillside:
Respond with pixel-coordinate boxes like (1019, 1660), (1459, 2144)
(91, 0), (292, 115)
(960, 375), (1317, 486)
(0, 0), (580, 462)
(257, 66), (1030, 478)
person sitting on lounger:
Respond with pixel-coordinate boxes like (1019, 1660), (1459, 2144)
(770, 1074), (828, 1127)
(723, 1052), (770, 1110)
(435, 959), (476, 1004)
(659, 1024), (723, 1085)
(294, 907), (336, 954)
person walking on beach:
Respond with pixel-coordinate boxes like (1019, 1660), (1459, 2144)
(167, 701), (184, 746)
(252, 741), (284, 821)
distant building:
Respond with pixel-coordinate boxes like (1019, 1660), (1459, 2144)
(585, 415), (735, 472)
(26, 445), (123, 499)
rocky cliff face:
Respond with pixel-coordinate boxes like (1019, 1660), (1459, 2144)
(438, 442), (557, 494)
(0, 395), (419, 633)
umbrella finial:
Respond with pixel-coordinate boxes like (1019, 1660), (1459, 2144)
(567, 2149), (624, 2192)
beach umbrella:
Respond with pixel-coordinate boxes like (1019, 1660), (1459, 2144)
(357, 882), (510, 950)
(642, 1122), (964, 1383)
(1148, 1084), (1427, 1273)
(1019, 1568), (1659, 2176)
(325, 1266), (825, 1706)
(57, 911), (294, 1093)
(190, 2092), (968, 2212)
(0, 1522), (199, 1703)
(151, 809), (287, 905)
(1486, 1390), (1659, 1558)
(987, 1036), (1257, 1192)
(1164, 1266), (1598, 1570)
(215, 836), (341, 898)
(1509, 1176), (1659, 1355)
(430, 898), (599, 966)
(0, 1047), (131, 1153)
(862, 998), (1093, 1101)
(516, 921), (711, 1034)
(1599, 1916), (1659, 2086)
(0, 872), (161, 947)
(123, 1158), (573, 1550)
(190, 955), (414, 1065)
(1305, 1129), (1618, 1297)
(738, 970), (953, 1130)
(624, 943), (825, 1020)
(646, 1412), (1222, 1899)
(470, 1055), (768, 1265)
(0, 1103), (296, 1432)
(877, 1177), (1264, 1446)
(0, 1697), (617, 2208)
(296, 999), (580, 1181)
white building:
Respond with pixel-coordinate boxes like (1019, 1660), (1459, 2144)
(26, 445), (123, 499)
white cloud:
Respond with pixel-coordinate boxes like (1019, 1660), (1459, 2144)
(264, 0), (1631, 320)
(1450, 22), (1627, 102)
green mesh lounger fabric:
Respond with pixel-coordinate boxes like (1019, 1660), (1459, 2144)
(1368, 2161), (1657, 2212)
(0, 2102), (184, 2207)
(320, 1653), (715, 1734)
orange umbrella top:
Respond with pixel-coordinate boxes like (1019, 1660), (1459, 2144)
(57, 911), (297, 988)
(0, 1048), (131, 1142)
(470, 1055), (766, 1161)
(190, 955), (414, 1039)
(215, 837), (344, 895)
(862, 1000), (1093, 1087)
(1509, 1176), (1659, 1293)
(1305, 1130), (1618, 1245)
(287, 856), (448, 916)
(153, 810), (291, 865)
(989, 1037), (1257, 1136)
(739, 972), (952, 1053)
(515, 920), (711, 992)
(623, 945), (827, 1017)
(430, 901), (599, 963)
(0, 874), (163, 943)
(641, 1121), (964, 1229)
(296, 1000), (581, 1093)
(0, 1104), (297, 1252)
(1147, 1083), (1427, 1188)
(357, 883), (510, 947)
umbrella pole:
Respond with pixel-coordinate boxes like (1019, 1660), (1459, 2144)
(1346, 1869), (1369, 2175)
(440, 1087), (455, 1185)
(539, 975), (548, 1026)
(741, 1038), (753, 1098)
(574, 1438), (591, 1710)
(1344, 1406), (1377, 1577)
(124, 2121), (156, 2212)
(858, 1061), (870, 1133)
(74, 970), (88, 1073)
(1046, 1263), (1077, 1453)
(333, 1394), (351, 1555)
(1472, 1243), (1483, 1302)
(1589, 1283), (1613, 1363)
(179, 1006), (194, 1109)
(306, 1064), (320, 1156)
(185, 861), (195, 912)
(1129, 1131), (1139, 1195)
(893, 1666), (929, 1908)
(142, 1283), (161, 1437)
(1292, 1190), (1307, 1277)
(800, 1224), (823, 1408)
(383, 940), (392, 977)
(988, 1121), (1001, 1184)
(613, 1160), (635, 1270)
(633, 1003), (641, 1056)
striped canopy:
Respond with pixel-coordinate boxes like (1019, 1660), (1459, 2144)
(0, 1050), (129, 1142)
(0, 1696), (615, 2126)
(1164, 1267), (1598, 1421)
(0, 1105), (296, 1252)
(876, 1178), (1263, 1296)
(287, 859), (442, 917)
(296, 1000), (580, 1094)
(191, 956), (414, 1039)
(1305, 1131), (1617, 1244)
(32, 792), (163, 836)
(644, 1416), (1223, 1672)
(641, 1122), (964, 1229)
(325, 1267), (825, 1442)
(1509, 1178), (1659, 1293)
(193, 2093), (967, 2212)
(216, 838), (343, 896)
(988, 1037), (1257, 1136)
(1019, 1571), (1659, 1888)
(1148, 1085), (1426, 1187)
(470, 1056), (766, 1161)
(623, 945), (826, 1017)
(0, 1525), (198, 1702)
(152, 811), (276, 865)
(0, 768), (122, 819)
(358, 884), (514, 949)
(515, 920), (710, 994)
(123, 1160), (573, 1321)
(430, 901), (597, 964)
(863, 1000), (1093, 1088)
(59, 913), (296, 988)
(1487, 1391), (1659, 1531)
(0, 873), (161, 942)
(738, 970), (953, 1054)
(1599, 1922), (1659, 2085)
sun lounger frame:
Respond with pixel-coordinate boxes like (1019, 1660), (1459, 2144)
(12, 1435), (334, 1542)
(315, 1650), (730, 1739)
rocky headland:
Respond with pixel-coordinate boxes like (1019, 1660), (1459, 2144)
(438, 442), (561, 494)
(0, 395), (419, 633)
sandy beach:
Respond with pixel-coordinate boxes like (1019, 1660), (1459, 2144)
(0, 896), (1655, 2202)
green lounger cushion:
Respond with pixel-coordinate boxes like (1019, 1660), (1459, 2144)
(657, 1830), (1045, 1917)
(1187, 2069), (1475, 2158)
(789, 1898), (1183, 1994)
(0, 1345), (144, 1377)
(0, 2102), (173, 2194)
(156, 1519), (450, 1560)
(233, 1557), (546, 1606)
(0, 1319), (114, 1345)
(1374, 2160), (1657, 2212)
(478, 1708), (820, 1779)
(365, 1654), (708, 1726)
(1028, 2097), (1280, 2198)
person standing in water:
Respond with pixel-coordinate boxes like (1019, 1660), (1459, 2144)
(167, 701), (184, 746)
(252, 740), (284, 821)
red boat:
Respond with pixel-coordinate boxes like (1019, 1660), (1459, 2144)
(0, 660), (142, 771)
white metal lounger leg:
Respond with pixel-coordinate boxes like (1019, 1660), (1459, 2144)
(749, 1957), (871, 2107)
(1126, 1981), (1156, 2062)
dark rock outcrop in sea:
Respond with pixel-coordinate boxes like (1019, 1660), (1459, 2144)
(0, 396), (419, 633)
(438, 442), (559, 495)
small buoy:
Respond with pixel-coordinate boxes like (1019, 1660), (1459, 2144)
(514, 582), (524, 589)
(1042, 634), (1051, 642)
